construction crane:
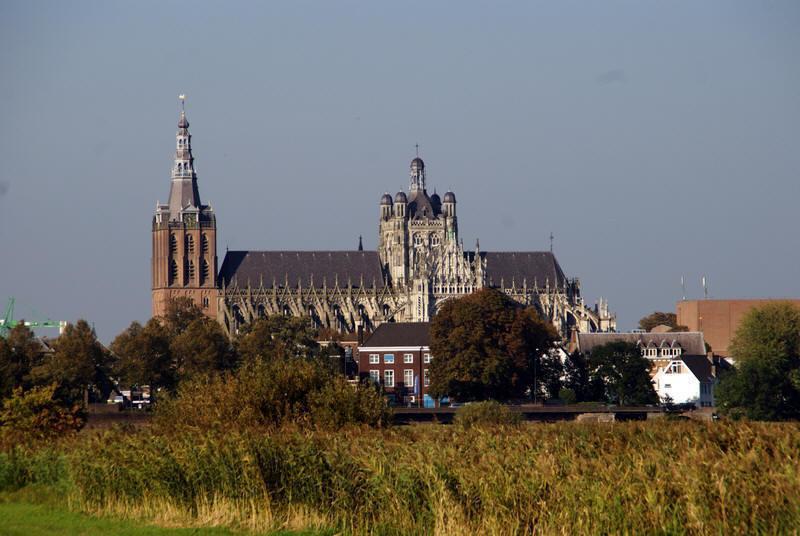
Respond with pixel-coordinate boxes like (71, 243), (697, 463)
(0, 297), (67, 338)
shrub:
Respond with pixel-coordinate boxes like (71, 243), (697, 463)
(308, 377), (391, 429)
(0, 384), (84, 448)
(155, 357), (391, 431)
(453, 401), (521, 428)
(558, 387), (577, 405)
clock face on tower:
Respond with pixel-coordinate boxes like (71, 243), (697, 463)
(184, 214), (196, 225)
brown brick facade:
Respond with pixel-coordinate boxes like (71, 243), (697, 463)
(676, 299), (800, 357)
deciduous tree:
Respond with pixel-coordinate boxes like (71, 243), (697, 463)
(428, 289), (560, 402)
(35, 320), (110, 405)
(111, 319), (174, 391)
(235, 315), (320, 364)
(170, 317), (234, 378)
(0, 325), (41, 400)
(587, 341), (658, 406)
(638, 311), (688, 332)
(716, 302), (800, 420)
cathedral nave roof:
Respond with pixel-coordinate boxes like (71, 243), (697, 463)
(219, 250), (386, 289)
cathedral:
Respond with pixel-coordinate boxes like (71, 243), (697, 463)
(152, 107), (616, 340)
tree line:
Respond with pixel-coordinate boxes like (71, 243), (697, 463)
(427, 289), (659, 406)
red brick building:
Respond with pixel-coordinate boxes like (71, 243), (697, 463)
(677, 299), (800, 358)
(357, 323), (435, 407)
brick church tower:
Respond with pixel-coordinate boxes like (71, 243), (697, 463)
(152, 99), (218, 318)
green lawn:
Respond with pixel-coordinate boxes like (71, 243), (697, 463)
(0, 502), (320, 536)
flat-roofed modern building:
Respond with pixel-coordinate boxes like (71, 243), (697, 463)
(676, 299), (800, 357)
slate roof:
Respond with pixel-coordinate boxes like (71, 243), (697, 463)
(577, 332), (707, 356)
(219, 251), (385, 288)
(407, 190), (439, 219)
(360, 322), (431, 348)
(681, 354), (714, 382)
(470, 251), (567, 288)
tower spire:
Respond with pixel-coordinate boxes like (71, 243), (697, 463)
(167, 94), (201, 219)
(409, 147), (425, 192)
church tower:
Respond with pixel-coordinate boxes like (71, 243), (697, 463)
(152, 99), (218, 319)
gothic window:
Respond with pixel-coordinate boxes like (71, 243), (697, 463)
(188, 260), (195, 280)
(413, 234), (422, 247)
(170, 234), (177, 254)
(201, 234), (209, 253)
(202, 296), (209, 308)
(431, 234), (440, 247)
(186, 234), (194, 254)
(258, 304), (266, 318)
(200, 259), (210, 285)
(170, 259), (179, 284)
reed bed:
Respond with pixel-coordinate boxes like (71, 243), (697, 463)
(4, 421), (800, 535)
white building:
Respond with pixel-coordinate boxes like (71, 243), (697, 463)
(652, 355), (717, 407)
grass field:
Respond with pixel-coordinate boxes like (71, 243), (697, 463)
(0, 501), (243, 536)
(2, 420), (800, 535)
(0, 501), (330, 536)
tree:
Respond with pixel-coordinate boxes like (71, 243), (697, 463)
(716, 302), (800, 420)
(161, 297), (204, 339)
(563, 351), (604, 402)
(428, 288), (559, 402)
(0, 325), (41, 400)
(170, 317), (234, 378)
(0, 384), (84, 446)
(638, 311), (688, 332)
(34, 320), (110, 405)
(587, 341), (658, 406)
(111, 319), (174, 391)
(235, 315), (320, 365)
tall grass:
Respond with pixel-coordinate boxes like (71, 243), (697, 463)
(53, 421), (800, 535)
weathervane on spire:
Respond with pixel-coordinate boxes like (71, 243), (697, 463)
(549, 232), (554, 253)
(178, 93), (186, 111)
(415, 143), (419, 157)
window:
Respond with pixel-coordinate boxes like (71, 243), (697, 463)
(424, 369), (430, 387)
(404, 353), (413, 364)
(383, 353), (395, 364)
(186, 235), (194, 253)
(668, 363), (681, 374)
(202, 297), (209, 308)
(201, 234), (209, 253)
(423, 353), (432, 364)
(404, 369), (414, 388)
(431, 234), (440, 246)
(188, 260), (195, 279)
(201, 259), (210, 285)
(369, 370), (380, 384)
(384, 370), (395, 387)
(170, 234), (178, 254)
(413, 234), (422, 247)
(170, 259), (179, 283)
(369, 354), (379, 365)
(664, 384), (672, 389)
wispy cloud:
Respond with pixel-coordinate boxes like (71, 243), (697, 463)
(596, 69), (626, 85)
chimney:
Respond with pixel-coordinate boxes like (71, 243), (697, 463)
(707, 351), (718, 378)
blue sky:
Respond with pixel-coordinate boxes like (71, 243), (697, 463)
(1, 1), (799, 341)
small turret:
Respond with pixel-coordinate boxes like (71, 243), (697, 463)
(380, 193), (393, 220)
(394, 191), (407, 218)
(443, 190), (456, 217)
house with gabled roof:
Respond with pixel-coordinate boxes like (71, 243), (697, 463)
(652, 354), (728, 407)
